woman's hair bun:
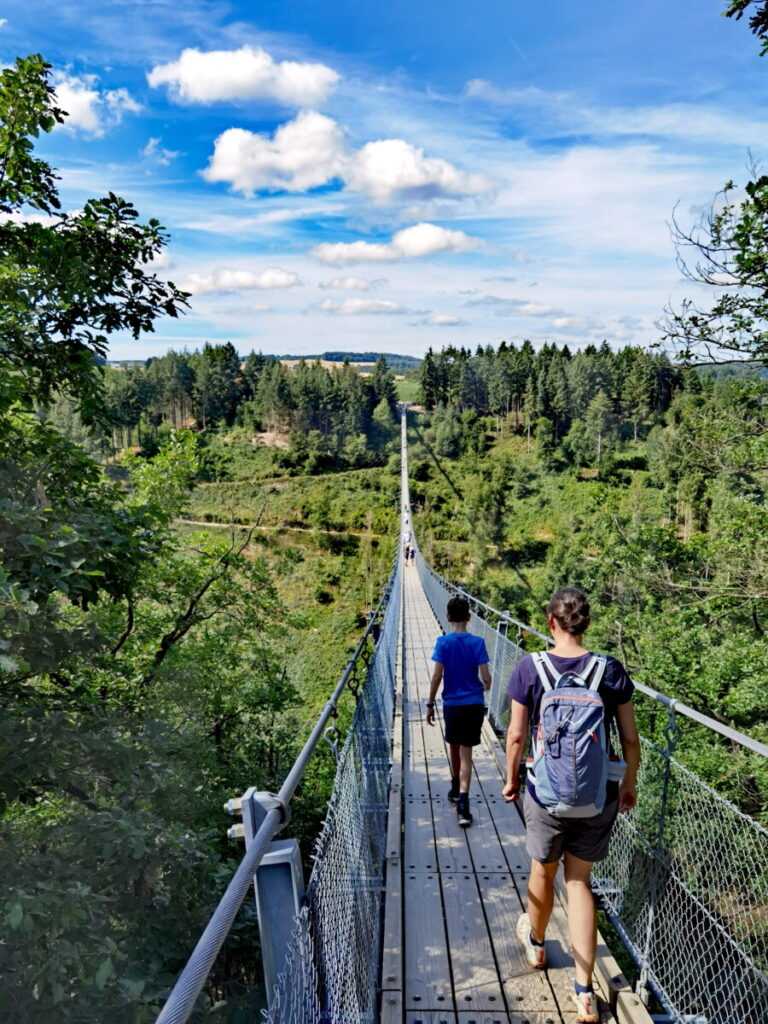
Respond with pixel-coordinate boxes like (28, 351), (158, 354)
(546, 587), (590, 636)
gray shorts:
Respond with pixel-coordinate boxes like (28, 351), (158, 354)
(523, 787), (619, 864)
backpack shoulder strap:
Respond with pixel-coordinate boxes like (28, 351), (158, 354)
(585, 654), (608, 692)
(532, 651), (555, 692)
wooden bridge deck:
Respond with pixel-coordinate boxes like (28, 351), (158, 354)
(380, 559), (645, 1024)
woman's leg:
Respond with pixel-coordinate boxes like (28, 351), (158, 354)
(527, 858), (558, 942)
(563, 851), (596, 987)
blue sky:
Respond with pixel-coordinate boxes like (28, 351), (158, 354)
(3, 0), (766, 359)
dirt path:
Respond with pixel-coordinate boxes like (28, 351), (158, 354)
(176, 519), (385, 538)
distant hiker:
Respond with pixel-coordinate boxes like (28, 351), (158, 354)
(403, 543), (411, 565)
(503, 587), (640, 1024)
(426, 596), (491, 828)
(408, 545), (415, 567)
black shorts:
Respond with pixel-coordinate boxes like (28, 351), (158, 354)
(443, 704), (485, 747)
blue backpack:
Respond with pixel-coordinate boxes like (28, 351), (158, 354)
(529, 651), (612, 818)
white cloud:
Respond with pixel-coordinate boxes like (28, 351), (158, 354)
(54, 73), (141, 136)
(182, 267), (303, 295)
(201, 112), (489, 204)
(146, 250), (172, 270)
(147, 45), (340, 107)
(344, 138), (492, 204)
(312, 222), (482, 265)
(142, 137), (181, 166)
(0, 19), (7, 27)
(466, 295), (555, 317)
(465, 78), (768, 148)
(421, 314), (464, 326)
(319, 276), (383, 290)
(201, 111), (345, 195)
(316, 297), (409, 315)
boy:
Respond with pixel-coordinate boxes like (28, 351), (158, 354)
(426, 596), (492, 827)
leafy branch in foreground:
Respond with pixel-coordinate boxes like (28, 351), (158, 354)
(0, 55), (189, 421)
(662, 176), (768, 365)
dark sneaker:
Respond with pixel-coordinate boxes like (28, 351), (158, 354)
(457, 797), (472, 828)
(447, 776), (460, 802)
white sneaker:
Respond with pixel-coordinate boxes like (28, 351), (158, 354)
(571, 983), (600, 1023)
(516, 912), (547, 969)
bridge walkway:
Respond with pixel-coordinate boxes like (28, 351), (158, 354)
(381, 560), (630, 1024)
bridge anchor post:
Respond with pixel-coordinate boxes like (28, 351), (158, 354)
(239, 789), (305, 1010)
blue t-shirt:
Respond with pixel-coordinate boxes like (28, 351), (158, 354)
(431, 632), (490, 706)
(507, 651), (634, 804)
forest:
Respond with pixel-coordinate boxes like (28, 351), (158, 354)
(4, 6), (768, 1019)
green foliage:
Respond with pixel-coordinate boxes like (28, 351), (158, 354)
(723, 0), (768, 54)
(0, 56), (189, 422)
(407, 375), (768, 818)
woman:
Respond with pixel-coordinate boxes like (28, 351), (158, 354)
(503, 587), (641, 1024)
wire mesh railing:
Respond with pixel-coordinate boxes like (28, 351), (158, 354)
(410, 544), (768, 1024)
(263, 554), (402, 1023)
(596, 691), (768, 1024)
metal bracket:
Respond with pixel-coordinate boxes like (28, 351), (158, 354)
(241, 788), (291, 845)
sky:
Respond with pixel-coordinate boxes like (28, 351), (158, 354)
(2, 0), (766, 360)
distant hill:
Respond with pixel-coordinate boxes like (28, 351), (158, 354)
(109, 351), (422, 372)
(278, 351), (421, 372)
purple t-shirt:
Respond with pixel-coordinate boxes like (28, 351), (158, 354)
(507, 651), (634, 804)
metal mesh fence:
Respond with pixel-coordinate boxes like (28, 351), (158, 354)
(596, 713), (768, 1024)
(264, 556), (401, 1023)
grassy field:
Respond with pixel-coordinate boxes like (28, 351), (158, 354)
(396, 378), (420, 402)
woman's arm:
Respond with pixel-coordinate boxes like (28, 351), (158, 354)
(503, 700), (528, 802)
(615, 700), (641, 813)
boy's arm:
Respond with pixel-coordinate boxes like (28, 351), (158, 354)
(503, 700), (528, 802)
(426, 664), (443, 726)
(479, 663), (491, 691)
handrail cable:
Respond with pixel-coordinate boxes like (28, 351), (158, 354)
(155, 559), (398, 1024)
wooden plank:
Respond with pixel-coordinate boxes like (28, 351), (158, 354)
(430, 794), (470, 873)
(404, 871), (453, 1009)
(474, 873), (559, 1017)
(381, 989), (403, 1023)
(405, 1013), (457, 1024)
(404, 795), (439, 871)
(382, 854), (403, 994)
(455, 1012), (511, 1024)
(441, 873), (505, 1012)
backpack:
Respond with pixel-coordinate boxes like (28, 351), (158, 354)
(528, 651), (612, 818)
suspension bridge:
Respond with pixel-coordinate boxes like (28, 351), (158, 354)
(156, 411), (768, 1024)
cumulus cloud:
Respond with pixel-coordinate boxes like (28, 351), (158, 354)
(344, 138), (491, 204)
(201, 111), (489, 203)
(182, 266), (303, 295)
(147, 45), (339, 107)
(312, 222), (482, 265)
(316, 297), (409, 315)
(419, 314), (465, 326)
(0, 19), (7, 27)
(142, 137), (181, 166)
(318, 276), (384, 290)
(201, 111), (345, 195)
(466, 295), (555, 317)
(54, 73), (141, 136)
